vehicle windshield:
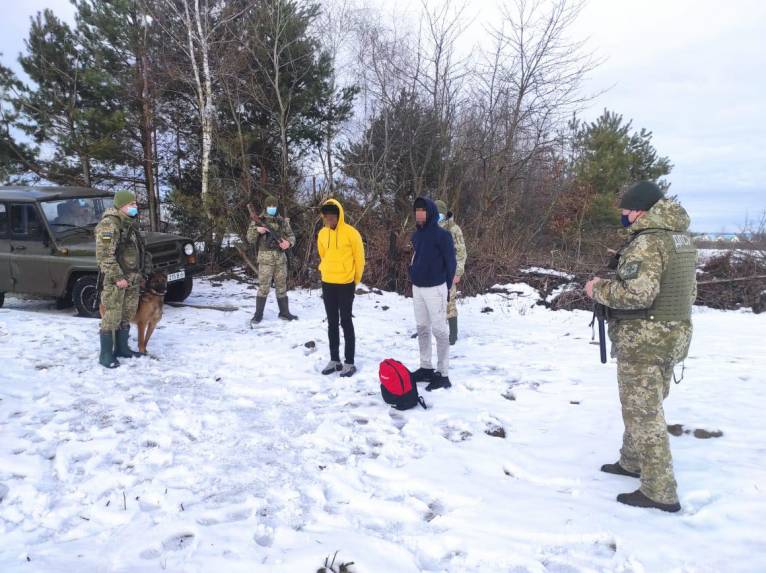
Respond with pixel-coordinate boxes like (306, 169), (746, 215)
(41, 196), (113, 237)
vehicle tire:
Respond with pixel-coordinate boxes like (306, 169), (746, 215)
(72, 275), (101, 318)
(165, 276), (193, 302)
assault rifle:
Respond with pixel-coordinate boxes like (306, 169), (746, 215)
(590, 302), (608, 364)
(247, 203), (286, 249)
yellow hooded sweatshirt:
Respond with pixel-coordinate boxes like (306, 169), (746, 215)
(317, 198), (365, 285)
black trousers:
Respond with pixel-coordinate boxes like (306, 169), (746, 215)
(322, 281), (355, 364)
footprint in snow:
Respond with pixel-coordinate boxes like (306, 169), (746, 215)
(161, 532), (195, 551)
(503, 462), (579, 493)
(139, 548), (161, 560)
(682, 490), (719, 515)
(388, 411), (407, 430)
(253, 524), (274, 547)
(424, 499), (445, 522)
(442, 425), (472, 442)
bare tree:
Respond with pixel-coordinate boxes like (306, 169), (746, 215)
(315, 0), (358, 195)
(155, 0), (244, 216)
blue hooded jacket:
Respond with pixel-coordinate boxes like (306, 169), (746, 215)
(409, 197), (457, 289)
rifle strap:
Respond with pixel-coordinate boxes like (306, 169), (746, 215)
(672, 362), (686, 385)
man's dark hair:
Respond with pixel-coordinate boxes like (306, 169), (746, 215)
(321, 203), (340, 216)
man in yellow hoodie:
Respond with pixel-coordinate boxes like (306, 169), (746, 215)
(317, 199), (365, 377)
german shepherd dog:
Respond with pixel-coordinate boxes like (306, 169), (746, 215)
(100, 271), (167, 354)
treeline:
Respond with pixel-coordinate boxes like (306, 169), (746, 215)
(0, 0), (672, 294)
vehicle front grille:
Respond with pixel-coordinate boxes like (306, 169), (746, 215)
(147, 242), (181, 270)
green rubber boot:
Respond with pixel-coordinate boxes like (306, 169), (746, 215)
(114, 324), (141, 358)
(99, 331), (120, 369)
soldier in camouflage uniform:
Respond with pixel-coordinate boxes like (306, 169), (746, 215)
(435, 200), (467, 345)
(246, 195), (297, 324)
(585, 181), (697, 513)
(95, 190), (146, 368)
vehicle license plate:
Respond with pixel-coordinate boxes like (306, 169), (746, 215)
(167, 270), (186, 283)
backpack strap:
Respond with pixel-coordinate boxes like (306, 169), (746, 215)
(418, 396), (427, 410)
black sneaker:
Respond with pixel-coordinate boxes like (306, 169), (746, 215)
(425, 372), (452, 391)
(616, 489), (681, 513)
(411, 368), (435, 383)
(601, 462), (640, 478)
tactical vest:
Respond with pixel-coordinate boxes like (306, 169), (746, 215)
(105, 214), (145, 275)
(608, 229), (697, 322)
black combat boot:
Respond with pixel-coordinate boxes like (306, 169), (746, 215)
(425, 372), (452, 391)
(99, 331), (120, 369)
(251, 296), (267, 325)
(601, 462), (640, 478)
(277, 296), (298, 320)
(616, 489), (681, 513)
(411, 368), (435, 383)
(448, 317), (458, 345)
(114, 323), (141, 358)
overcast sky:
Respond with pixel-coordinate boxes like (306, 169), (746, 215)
(2, 0), (763, 232)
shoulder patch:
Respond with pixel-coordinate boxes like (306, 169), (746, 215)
(619, 261), (641, 280)
(671, 233), (695, 253)
(100, 232), (113, 240)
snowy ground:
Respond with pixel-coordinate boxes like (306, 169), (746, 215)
(1, 275), (765, 573)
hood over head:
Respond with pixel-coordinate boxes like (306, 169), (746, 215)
(414, 196), (439, 229)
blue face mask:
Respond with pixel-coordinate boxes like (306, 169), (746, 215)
(621, 214), (632, 228)
(438, 213), (446, 223)
(126, 207), (138, 218)
(266, 207), (277, 216)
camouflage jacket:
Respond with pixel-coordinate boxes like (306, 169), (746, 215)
(592, 199), (697, 365)
(246, 213), (296, 254)
(95, 208), (145, 284)
(440, 217), (467, 277)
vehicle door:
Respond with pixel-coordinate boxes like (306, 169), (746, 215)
(8, 202), (57, 296)
(0, 203), (12, 292)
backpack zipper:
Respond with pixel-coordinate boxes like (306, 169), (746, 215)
(387, 360), (407, 394)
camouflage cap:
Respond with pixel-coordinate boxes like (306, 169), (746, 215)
(435, 199), (448, 215)
(264, 195), (278, 208)
(113, 191), (136, 208)
(619, 181), (663, 211)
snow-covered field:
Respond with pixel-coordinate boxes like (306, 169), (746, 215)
(1, 276), (765, 573)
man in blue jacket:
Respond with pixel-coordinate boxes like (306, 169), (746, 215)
(410, 197), (457, 390)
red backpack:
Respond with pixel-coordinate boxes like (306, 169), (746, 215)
(379, 359), (427, 410)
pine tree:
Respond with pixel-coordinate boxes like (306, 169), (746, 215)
(75, 0), (163, 228)
(12, 9), (127, 186)
(574, 109), (672, 226)
(0, 62), (36, 182)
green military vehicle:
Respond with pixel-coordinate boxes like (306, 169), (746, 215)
(0, 186), (200, 317)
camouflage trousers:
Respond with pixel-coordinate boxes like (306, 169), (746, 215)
(447, 283), (459, 319)
(100, 282), (140, 331)
(617, 360), (678, 504)
(257, 250), (288, 298)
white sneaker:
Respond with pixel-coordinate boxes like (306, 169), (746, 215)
(339, 363), (357, 378)
(322, 360), (342, 375)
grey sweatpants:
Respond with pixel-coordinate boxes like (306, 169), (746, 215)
(413, 283), (449, 376)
